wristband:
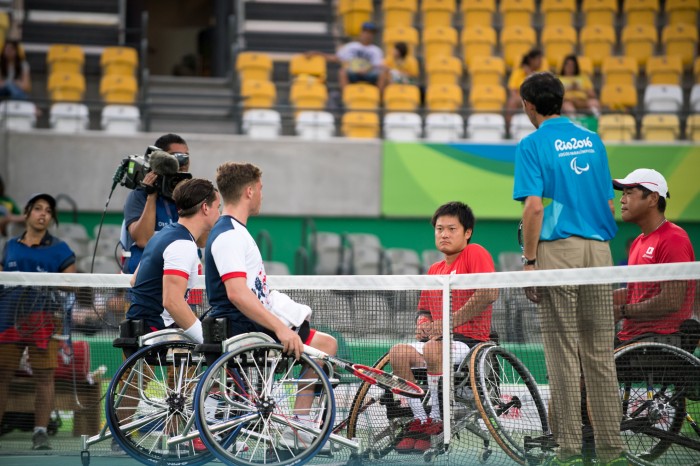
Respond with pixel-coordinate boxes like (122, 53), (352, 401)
(417, 315), (431, 326)
(143, 184), (157, 195)
(183, 320), (203, 344)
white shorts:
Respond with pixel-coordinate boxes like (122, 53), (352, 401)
(407, 340), (471, 367)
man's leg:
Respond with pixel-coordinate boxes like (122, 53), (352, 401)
(293, 330), (337, 417)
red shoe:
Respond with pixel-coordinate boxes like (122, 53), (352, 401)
(395, 418), (424, 452)
(193, 437), (207, 452)
(413, 419), (443, 452)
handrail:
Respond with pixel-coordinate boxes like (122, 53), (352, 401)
(118, 0), (126, 45)
(54, 193), (79, 223)
(294, 246), (310, 275)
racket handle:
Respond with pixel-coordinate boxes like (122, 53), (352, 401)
(302, 344), (327, 359)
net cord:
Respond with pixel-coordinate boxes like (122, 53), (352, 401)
(442, 278), (452, 448)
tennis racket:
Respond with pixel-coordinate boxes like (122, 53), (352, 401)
(518, 219), (524, 252)
(303, 345), (424, 398)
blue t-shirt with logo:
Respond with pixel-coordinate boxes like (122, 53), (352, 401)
(513, 117), (617, 242)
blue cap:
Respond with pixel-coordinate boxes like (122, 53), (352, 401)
(362, 21), (377, 31)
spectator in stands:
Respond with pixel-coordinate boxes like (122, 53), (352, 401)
(558, 54), (600, 117)
(505, 49), (543, 123)
(384, 42), (419, 85)
(513, 71), (625, 466)
(0, 175), (23, 236)
(612, 169), (696, 342)
(0, 40), (30, 100)
(0, 193), (76, 450)
(387, 201), (498, 454)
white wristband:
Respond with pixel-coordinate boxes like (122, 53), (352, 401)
(183, 320), (203, 344)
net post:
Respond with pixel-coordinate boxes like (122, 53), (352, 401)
(442, 275), (451, 449)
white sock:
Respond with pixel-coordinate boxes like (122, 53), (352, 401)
(407, 396), (428, 423)
(204, 395), (218, 422)
(34, 426), (47, 434)
(428, 373), (442, 421)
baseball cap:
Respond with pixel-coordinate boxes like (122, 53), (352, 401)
(613, 168), (669, 198)
(25, 192), (57, 211)
(362, 21), (377, 31)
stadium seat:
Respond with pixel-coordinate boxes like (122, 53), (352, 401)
(501, 25), (537, 68)
(461, 25), (497, 68)
(343, 83), (380, 110)
(48, 72), (85, 102)
(290, 80), (328, 111)
(687, 114), (700, 141)
(384, 112), (423, 140)
(78, 256), (119, 274)
(101, 105), (140, 134)
(50, 103), (89, 133)
(342, 111), (380, 138)
(460, 0), (495, 28)
(384, 83), (421, 111)
(662, 23), (698, 67)
(100, 46), (138, 76)
(510, 113), (536, 140)
(601, 56), (638, 86)
(384, 53), (420, 82)
(422, 26), (457, 58)
(600, 84), (638, 111)
(666, 0), (699, 25)
(241, 80), (276, 109)
(597, 114), (637, 141)
(426, 83), (463, 112)
(338, 0), (373, 37)
(47, 44), (84, 74)
(695, 57), (700, 82)
(289, 54), (326, 82)
(541, 0), (576, 26)
(242, 109), (281, 139)
(383, 26), (419, 54)
(384, 248), (421, 275)
(641, 114), (680, 141)
(555, 55), (594, 76)
(295, 111), (335, 139)
(624, 0), (659, 26)
(646, 55), (683, 85)
(236, 52), (273, 83)
(644, 84), (683, 113)
(541, 26), (577, 67)
(469, 56), (505, 86)
(382, 0), (417, 28)
(421, 0), (456, 28)
(469, 84), (506, 112)
(582, 0), (617, 26)
(581, 24), (616, 68)
(621, 24), (657, 67)
(424, 112), (464, 141)
(426, 56), (463, 85)
(466, 113), (505, 141)
(0, 101), (36, 131)
(500, 0), (535, 28)
(691, 84), (700, 112)
(100, 74), (138, 104)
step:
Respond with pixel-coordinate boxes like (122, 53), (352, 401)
(245, 2), (330, 23)
(146, 117), (238, 135)
(148, 75), (231, 88)
(244, 32), (336, 54)
(22, 22), (119, 46)
(244, 20), (327, 34)
(25, 0), (119, 14)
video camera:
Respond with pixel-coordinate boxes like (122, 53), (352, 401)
(113, 146), (192, 200)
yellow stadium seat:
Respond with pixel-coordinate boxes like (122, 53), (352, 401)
(469, 56), (505, 86)
(289, 54), (327, 82)
(385, 53), (420, 81)
(555, 55), (594, 75)
(338, 0), (373, 37)
(541, 26), (577, 67)
(342, 111), (379, 138)
(384, 83), (421, 111)
(580, 25), (616, 68)
(426, 55), (463, 85)
(383, 0), (417, 28)
(100, 74), (138, 104)
(100, 46), (138, 76)
(236, 52), (273, 83)
(469, 84), (506, 112)
(290, 80), (328, 111)
(541, 0), (576, 26)
(48, 72), (85, 102)
(383, 26), (419, 55)
(47, 44), (85, 75)
(662, 23), (699, 67)
(501, 25), (537, 68)
(624, 0), (659, 26)
(621, 24), (657, 68)
(582, 0), (617, 26)
(666, 0), (699, 25)
(343, 83), (380, 110)
(461, 0), (495, 28)
(687, 114), (700, 141)
(601, 56), (638, 86)
(461, 25), (497, 68)
(641, 114), (680, 141)
(646, 55), (683, 85)
(422, 26), (457, 58)
(0, 11), (9, 30)
(597, 114), (637, 141)
(426, 83), (463, 111)
(421, 0), (456, 28)
(500, 0), (535, 28)
(241, 80), (276, 109)
(695, 57), (700, 82)
(600, 83), (638, 111)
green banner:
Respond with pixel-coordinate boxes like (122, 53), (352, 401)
(382, 142), (700, 221)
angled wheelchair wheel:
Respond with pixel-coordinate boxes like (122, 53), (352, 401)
(470, 344), (549, 465)
(194, 342), (335, 466)
(106, 340), (210, 466)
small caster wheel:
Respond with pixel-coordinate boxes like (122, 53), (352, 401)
(479, 448), (492, 463)
(80, 450), (91, 466)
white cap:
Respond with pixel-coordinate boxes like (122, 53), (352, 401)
(613, 168), (669, 198)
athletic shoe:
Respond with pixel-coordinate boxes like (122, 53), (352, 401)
(31, 431), (51, 450)
(543, 455), (584, 465)
(279, 417), (330, 454)
(603, 455), (629, 466)
(395, 418), (424, 452)
(395, 418), (442, 453)
(192, 437), (207, 452)
(412, 419), (443, 453)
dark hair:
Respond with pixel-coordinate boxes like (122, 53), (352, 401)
(173, 178), (218, 217)
(0, 40), (23, 81)
(394, 42), (408, 59)
(24, 195), (58, 226)
(559, 54), (580, 76)
(154, 133), (187, 153)
(520, 71), (564, 116)
(638, 186), (667, 213)
(431, 201), (475, 242)
(520, 48), (542, 67)
(216, 162), (262, 203)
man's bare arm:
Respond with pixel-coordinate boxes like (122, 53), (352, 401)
(620, 280), (688, 322)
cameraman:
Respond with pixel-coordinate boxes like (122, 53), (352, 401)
(122, 134), (190, 274)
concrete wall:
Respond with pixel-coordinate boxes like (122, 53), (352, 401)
(0, 130), (383, 216)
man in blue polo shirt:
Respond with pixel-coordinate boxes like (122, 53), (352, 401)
(513, 72), (624, 466)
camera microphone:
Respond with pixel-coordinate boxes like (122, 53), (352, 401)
(148, 150), (180, 176)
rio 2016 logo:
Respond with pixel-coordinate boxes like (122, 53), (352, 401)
(554, 137), (593, 151)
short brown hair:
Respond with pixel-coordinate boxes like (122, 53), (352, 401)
(173, 178), (217, 217)
(216, 162), (262, 203)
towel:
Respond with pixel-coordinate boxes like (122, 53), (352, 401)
(269, 290), (312, 328)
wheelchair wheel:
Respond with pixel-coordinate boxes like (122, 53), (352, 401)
(470, 344), (549, 464)
(106, 340), (210, 466)
(615, 341), (700, 464)
(194, 342), (335, 466)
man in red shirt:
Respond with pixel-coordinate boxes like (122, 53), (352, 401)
(612, 169), (696, 342)
(388, 201), (498, 453)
